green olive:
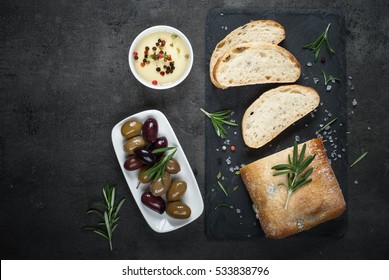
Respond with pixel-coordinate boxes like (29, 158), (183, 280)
(166, 158), (181, 174)
(138, 166), (151, 184)
(123, 136), (146, 154)
(150, 172), (171, 197)
(166, 201), (191, 219)
(166, 180), (187, 202)
(121, 120), (142, 139)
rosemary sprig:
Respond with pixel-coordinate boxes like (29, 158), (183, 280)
(303, 23), (335, 62)
(144, 146), (177, 182)
(350, 151), (368, 168)
(321, 69), (340, 85)
(84, 183), (126, 251)
(272, 142), (316, 210)
(200, 108), (237, 139)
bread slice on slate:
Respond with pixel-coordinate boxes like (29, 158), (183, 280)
(242, 85), (319, 148)
(240, 138), (346, 239)
(210, 20), (285, 88)
(213, 42), (301, 89)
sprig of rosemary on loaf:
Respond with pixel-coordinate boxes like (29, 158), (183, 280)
(271, 142), (316, 210)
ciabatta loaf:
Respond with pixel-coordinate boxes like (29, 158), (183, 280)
(210, 20), (285, 88)
(242, 85), (319, 148)
(240, 138), (346, 239)
(213, 42), (301, 89)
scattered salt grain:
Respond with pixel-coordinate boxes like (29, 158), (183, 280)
(295, 135), (300, 142)
(313, 77), (319, 84)
(352, 99), (358, 106)
(348, 76), (353, 80)
(354, 180), (359, 185)
(368, 126), (371, 130)
(236, 209), (241, 214)
(225, 157), (231, 165)
(307, 62), (312, 67)
(326, 85), (332, 91)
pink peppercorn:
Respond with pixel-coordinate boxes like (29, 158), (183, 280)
(152, 80), (158, 85)
(230, 145), (236, 151)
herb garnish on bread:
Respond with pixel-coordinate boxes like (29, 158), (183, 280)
(240, 138), (346, 239)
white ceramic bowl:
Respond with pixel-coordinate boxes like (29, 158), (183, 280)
(112, 110), (204, 232)
(129, 26), (194, 90)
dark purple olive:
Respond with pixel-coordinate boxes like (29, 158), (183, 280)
(134, 148), (156, 165)
(141, 191), (165, 214)
(124, 154), (144, 171)
(148, 136), (168, 158)
(142, 118), (158, 143)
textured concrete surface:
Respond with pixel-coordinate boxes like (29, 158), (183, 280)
(0, 0), (388, 259)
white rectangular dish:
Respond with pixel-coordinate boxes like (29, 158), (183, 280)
(111, 109), (204, 233)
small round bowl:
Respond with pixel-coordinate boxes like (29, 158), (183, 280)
(129, 25), (194, 90)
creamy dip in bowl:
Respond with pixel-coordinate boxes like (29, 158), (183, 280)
(129, 26), (193, 90)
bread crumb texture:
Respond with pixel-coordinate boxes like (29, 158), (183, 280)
(242, 85), (320, 148)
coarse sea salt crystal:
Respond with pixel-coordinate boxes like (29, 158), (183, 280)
(313, 77), (319, 84)
(354, 180), (359, 185)
(352, 99), (358, 106)
(236, 209), (241, 214)
(307, 62), (312, 67)
(225, 157), (231, 165)
(295, 135), (300, 142)
(326, 85), (332, 91)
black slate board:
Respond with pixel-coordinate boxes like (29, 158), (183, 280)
(205, 8), (348, 239)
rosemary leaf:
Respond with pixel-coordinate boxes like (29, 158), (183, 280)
(316, 118), (338, 134)
(217, 180), (228, 197)
(350, 152), (368, 168)
(214, 203), (233, 210)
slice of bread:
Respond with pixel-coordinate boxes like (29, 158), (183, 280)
(213, 43), (301, 89)
(242, 85), (320, 148)
(210, 20), (285, 88)
(240, 138), (346, 239)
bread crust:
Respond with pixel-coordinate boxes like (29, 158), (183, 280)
(213, 42), (301, 89)
(240, 138), (346, 239)
(209, 20), (286, 88)
(242, 85), (319, 148)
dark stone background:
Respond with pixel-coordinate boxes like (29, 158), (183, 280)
(0, 0), (388, 259)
